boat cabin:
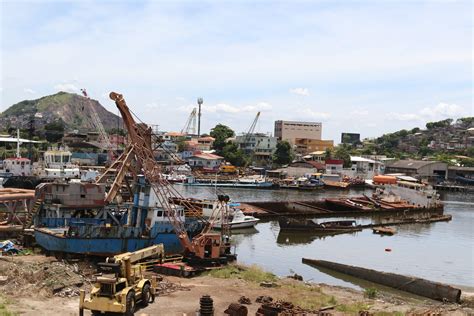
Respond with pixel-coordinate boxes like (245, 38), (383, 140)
(0, 157), (32, 176)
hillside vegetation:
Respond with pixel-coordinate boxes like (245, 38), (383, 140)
(0, 91), (120, 131)
(353, 117), (474, 165)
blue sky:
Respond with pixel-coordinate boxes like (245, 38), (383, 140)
(1, 0), (472, 142)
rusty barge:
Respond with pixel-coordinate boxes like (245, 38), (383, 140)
(238, 195), (444, 219)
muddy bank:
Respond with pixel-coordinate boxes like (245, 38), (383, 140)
(2, 257), (473, 316)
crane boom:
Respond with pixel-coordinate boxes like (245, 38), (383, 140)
(241, 111), (260, 151)
(180, 108), (197, 135)
(101, 92), (232, 261)
(81, 89), (114, 154)
(106, 92), (196, 254)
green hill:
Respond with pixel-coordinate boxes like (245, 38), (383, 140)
(0, 91), (121, 131)
(360, 117), (474, 158)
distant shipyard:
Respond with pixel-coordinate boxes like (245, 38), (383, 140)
(0, 90), (472, 315)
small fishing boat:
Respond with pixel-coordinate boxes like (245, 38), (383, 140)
(372, 226), (396, 235)
(214, 209), (259, 230)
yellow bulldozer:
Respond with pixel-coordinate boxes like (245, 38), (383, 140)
(79, 244), (164, 316)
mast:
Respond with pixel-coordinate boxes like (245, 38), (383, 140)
(197, 97), (203, 137)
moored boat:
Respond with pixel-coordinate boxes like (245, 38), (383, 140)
(34, 178), (204, 256)
(278, 218), (361, 234)
(214, 209), (259, 230)
(372, 226), (396, 235)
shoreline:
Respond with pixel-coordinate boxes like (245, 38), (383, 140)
(1, 256), (473, 315)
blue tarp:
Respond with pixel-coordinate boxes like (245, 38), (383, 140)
(0, 240), (18, 253)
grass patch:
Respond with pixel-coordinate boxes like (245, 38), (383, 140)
(328, 296), (337, 305)
(278, 282), (339, 310)
(207, 264), (278, 283)
(364, 287), (378, 299)
(336, 301), (372, 314)
(0, 297), (16, 316)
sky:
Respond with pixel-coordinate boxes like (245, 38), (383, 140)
(1, 0), (472, 142)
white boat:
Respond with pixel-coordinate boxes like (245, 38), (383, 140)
(33, 147), (80, 179)
(214, 209), (260, 230)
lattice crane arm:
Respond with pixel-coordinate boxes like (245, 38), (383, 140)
(81, 89), (114, 152)
(107, 92), (197, 254)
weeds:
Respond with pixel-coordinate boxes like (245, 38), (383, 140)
(328, 296), (337, 305)
(207, 264), (278, 283)
(337, 302), (371, 313)
(364, 287), (378, 299)
(0, 297), (16, 316)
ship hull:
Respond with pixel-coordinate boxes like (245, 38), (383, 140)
(35, 228), (187, 256)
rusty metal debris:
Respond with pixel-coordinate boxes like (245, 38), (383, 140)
(0, 258), (90, 297)
(256, 299), (322, 316)
(155, 278), (191, 296)
(287, 273), (303, 281)
(200, 294), (214, 316)
(238, 296), (251, 304)
(224, 303), (248, 316)
(256, 296), (273, 304)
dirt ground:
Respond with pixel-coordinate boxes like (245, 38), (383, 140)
(1, 255), (473, 315)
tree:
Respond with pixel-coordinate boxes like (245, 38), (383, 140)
(210, 124), (235, 153)
(44, 120), (65, 143)
(272, 141), (293, 165)
(333, 144), (352, 167)
(221, 142), (248, 166)
(466, 147), (474, 157)
(177, 139), (187, 152)
(324, 148), (332, 160)
(426, 119), (453, 130)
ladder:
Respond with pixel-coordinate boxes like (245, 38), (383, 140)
(23, 198), (43, 229)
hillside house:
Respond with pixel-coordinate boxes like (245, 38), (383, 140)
(325, 159), (343, 174)
(187, 153), (224, 170)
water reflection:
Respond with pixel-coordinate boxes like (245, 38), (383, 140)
(277, 230), (361, 245)
(176, 186), (474, 289)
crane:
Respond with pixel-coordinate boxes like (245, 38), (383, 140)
(240, 111), (260, 153)
(98, 92), (233, 263)
(80, 89), (115, 159)
(180, 108), (197, 135)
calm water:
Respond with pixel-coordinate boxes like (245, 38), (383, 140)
(175, 185), (474, 290)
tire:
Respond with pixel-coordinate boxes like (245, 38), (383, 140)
(141, 284), (150, 307)
(125, 290), (136, 316)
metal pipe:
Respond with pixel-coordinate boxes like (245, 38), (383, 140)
(302, 258), (461, 303)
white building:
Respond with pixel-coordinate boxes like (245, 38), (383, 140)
(343, 156), (384, 179)
(187, 153), (224, 171)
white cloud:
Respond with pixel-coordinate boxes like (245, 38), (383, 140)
(290, 88), (309, 96)
(54, 83), (79, 93)
(297, 108), (331, 120)
(350, 108), (369, 117)
(387, 112), (420, 121)
(241, 102), (273, 112)
(388, 102), (466, 122)
(145, 102), (164, 109)
(23, 88), (36, 94)
(419, 102), (465, 119)
(179, 102), (272, 114)
(175, 96), (186, 101)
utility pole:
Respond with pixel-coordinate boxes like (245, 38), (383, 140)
(197, 97), (203, 137)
